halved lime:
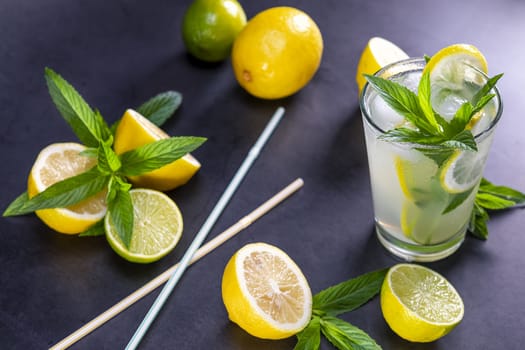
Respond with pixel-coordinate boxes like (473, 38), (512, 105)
(381, 263), (464, 343)
(440, 150), (484, 193)
(105, 189), (183, 263)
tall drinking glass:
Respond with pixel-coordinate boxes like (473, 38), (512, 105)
(360, 58), (502, 262)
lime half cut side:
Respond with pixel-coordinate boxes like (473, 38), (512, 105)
(440, 150), (484, 194)
(105, 189), (183, 263)
(381, 263), (464, 343)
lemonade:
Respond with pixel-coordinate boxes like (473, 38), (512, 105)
(360, 57), (502, 261)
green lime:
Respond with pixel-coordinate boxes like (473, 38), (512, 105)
(105, 189), (183, 263)
(182, 0), (246, 62)
(381, 264), (464, 343)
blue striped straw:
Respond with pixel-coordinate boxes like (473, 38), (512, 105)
(126, 106), (286, 349)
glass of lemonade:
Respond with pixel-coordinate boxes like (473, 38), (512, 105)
(360, 57), (502, 262)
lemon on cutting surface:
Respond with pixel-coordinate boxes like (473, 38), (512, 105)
(27, 142), (107, 234)
(182, 0), (246, 62)
(113, 109), (201, 192)
(105, 188), (183, 263)
(356, 37), (409, 94)
(221, 242), (312, 339)
(231, 6), (323, 99)
(381, 263), (464, 343)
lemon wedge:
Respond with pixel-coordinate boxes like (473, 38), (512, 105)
(356, 37), (409, 93)
(113, 109), (201, 191)
(221, 242), (312, 339)
(27, 142), (107, 234)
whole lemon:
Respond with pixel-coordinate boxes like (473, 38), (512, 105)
(182, 0), (247, 62)
(231, 7), (323, 99)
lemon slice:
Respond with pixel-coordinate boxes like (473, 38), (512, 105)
(104, 189), (183, 263)
(356, 37), (409, 93)
(27, 142), (107, 234)
(381, 264), (464, 342)
(424, 43), (488, 78)
(113, 109), (201, 191)
(395, 155), (438, 201)
(221, 242), (312, 339)
(440, 150), (484, 193)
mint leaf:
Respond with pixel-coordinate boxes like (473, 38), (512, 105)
(119, 136), (206, 176)
(469, 202), (489, 239)
(45, 68), (111, 147)
(364, 74), (434, 134)
(3, 168), (109, 216)
(442, 186), (476, 214)
(418, 72), (441, 132)
(440, 129), (477, 151)
(294, 316), (321, 350)
(476, 192), (517, 210)
(478, 178), (525, 204)
(3, 191), (31, 216)
(79, 220), (105, 237)
(380, 128), (443, 145)
(320, 316), (381, 350)
(471, 73), (503, 106)
(137, 91), (183, 127)
(313, 268), (387, 317)
(97, 139), (121, 174)
(107, 182), (134, 247)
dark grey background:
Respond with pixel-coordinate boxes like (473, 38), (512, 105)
(1, 0), (524, 349)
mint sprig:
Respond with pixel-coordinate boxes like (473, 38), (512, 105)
(3, 68), (206, 248)
(469, 178), (525, 239)
(294, 268), (387, 350)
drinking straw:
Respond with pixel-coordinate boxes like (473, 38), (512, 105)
(126, 106), (286, 349)
(49, 176), (302, 350)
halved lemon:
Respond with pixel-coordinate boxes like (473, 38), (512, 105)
(113, 109), (201, 191)
(356, 37), (409, 93)
(27, 142), (107, 234)
(104, 188), (183, 263)
(221, 242), (312, 339)
(381, 263), (464, 342)
(440, 149), (484, 193)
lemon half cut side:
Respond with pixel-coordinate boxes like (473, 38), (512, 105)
(27, 142), (107, 234)
(221, 242), (312, 339)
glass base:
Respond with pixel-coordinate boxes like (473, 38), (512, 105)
(375, 222), (466, 262)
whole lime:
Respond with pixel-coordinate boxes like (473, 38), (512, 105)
(182, 0), (247, 62)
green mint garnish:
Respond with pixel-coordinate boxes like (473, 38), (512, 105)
(294, 269), (387, 350)
(3, 68), (206, 248)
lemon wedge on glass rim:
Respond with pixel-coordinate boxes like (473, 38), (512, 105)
(113, 109), (201, 192)
(356, 37), (409, 93)
(27, 142), (107, 234)
(221, 242), (312, 339)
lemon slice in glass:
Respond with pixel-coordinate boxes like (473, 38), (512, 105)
(221, 242), (312, 339)
(105, 188), (183, 263)
(440, 150), (484, 193)
(28, 142), (107, 234)
(356, 37), (409, 93)
(381, 263), (464, 343)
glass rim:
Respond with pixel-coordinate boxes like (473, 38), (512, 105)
(359, 57), (503, 146)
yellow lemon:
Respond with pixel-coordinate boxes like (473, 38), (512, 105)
(105, 189), (183, 263)
(423, 43), (488, 78)
(221, 242), (312, 339)
(113, 109), (201, 191)
(356, 37), (409, 94)
(231, 7), (323, 99)
(182, 0), (246, 62)
(381, 264), (464, 343)
(27, 142), (107, 234)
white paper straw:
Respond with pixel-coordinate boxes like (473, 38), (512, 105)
(126, 107), (286, 349)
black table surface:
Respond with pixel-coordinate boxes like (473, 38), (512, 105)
(2, 0), (524, 349)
